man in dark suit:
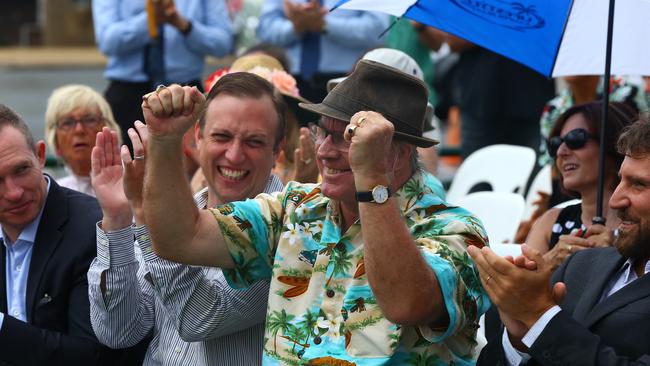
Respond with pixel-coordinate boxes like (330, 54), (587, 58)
(0, 104), (106, 365)
(469, 114), (650, 365)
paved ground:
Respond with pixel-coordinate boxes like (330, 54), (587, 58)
(0, 47), (108, 141)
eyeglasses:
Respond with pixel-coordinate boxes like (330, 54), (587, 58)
(548, 128), (594, 157)
(57, 116), (104, 131)
(308, 122), (350, 151)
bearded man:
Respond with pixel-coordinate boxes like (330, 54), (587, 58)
(469, 114), (650, 366)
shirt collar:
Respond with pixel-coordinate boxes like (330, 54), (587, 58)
(0, 175), (51, 246)
(619, 258), (650, 283)
(394, 170), (444, 213)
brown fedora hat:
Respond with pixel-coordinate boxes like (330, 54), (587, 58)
(299, 59), (438, 147)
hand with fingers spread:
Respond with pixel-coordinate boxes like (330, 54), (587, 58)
(91, 127), (132, 231)
(291, 127), (319, 183)
(467, 244), (558, 329)
(141, 84), (205, 139)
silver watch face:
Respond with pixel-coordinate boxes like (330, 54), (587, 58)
(372, 185), (389, 203)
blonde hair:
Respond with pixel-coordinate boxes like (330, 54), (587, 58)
(44, 84), (122, 156)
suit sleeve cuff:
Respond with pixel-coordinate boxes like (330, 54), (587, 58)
(502, 328), (531, 366)
(96, 222), (136, 266)
(522, 305), (562, 347)
(0, 312), (4, 330)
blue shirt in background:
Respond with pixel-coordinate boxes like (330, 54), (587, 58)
(92, 0), (233, 84)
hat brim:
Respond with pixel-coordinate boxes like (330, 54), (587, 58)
(298, 101), (439, 148)
(282, 93), (320, 127)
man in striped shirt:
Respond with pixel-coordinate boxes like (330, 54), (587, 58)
(87, 73), (286, 365)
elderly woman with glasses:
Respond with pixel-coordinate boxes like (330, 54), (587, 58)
(525, 101), (637, 269)
(45, 84), (122, 196)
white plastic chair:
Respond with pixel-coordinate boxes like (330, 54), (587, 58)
(457, 192), (525, 245)
(553, 198), (582, 209)
(446, 144), (536, 204)
(490, 242), (523, 257)
(522, 165), (552, 220)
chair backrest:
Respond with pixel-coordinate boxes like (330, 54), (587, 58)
(446, 144), (536, 204)
(553, 198), (582, 209)
(457, 192), (525, 244)
(522, 165), (553, 220)
(490, 242), (523, 257)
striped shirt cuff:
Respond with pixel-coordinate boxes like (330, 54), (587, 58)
(96, 223), (136, 267)
(133, 225), (158, 262)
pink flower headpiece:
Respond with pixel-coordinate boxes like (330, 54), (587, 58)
(204, 66), (302, 100)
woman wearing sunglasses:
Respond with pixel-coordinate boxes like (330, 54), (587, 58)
(525, 101), (637, 269)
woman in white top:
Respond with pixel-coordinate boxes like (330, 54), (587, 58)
(45, 84), (122, 196)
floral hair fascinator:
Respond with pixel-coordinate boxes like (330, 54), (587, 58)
(204, 54), (318, 125)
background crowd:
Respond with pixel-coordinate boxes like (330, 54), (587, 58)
(1, 0), (650, 365)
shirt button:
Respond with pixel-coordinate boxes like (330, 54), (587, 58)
(13, 311), (20, 316)
(326, 289), (335, 298)
(175, 347), (181, 353)
(16, 265), (21, 271)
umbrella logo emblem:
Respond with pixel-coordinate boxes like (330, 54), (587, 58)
(449, 0), (546, 31)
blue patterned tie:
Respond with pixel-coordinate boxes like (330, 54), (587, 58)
(145, 25), (166, 86)
(299, 1), (322, 80)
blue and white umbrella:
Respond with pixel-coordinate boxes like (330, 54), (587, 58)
(334, 0), (650, 221)
(333, 0), (650, 78)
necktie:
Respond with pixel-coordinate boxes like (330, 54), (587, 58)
(299, 1), (322, 80)
(145, 25), (166, 86)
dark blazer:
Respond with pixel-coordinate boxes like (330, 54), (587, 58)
(0, 177), (106, 365)
(479, 247), (650, 366)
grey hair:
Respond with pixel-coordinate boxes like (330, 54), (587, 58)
(44, 84), (122, 156)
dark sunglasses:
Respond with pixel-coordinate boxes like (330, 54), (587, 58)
(547, 128), (594, 157)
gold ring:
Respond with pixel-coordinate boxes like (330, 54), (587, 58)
(133, 155), (145, 160)
(155, 84), (166, 94)
(347, 125), (358, 135)
(357, 116), (366, 126)
(486, 275), (492, 285)
(302, 158), (313, 164)
(567, 244), (572, 252)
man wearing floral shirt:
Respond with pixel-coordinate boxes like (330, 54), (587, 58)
(142, 60), (490, 365)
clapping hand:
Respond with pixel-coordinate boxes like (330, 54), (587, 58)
(121, 121), (149, 224)
(292, 127), (319, 183)
(283, 0), (327, 33)
(91, 128), (132, 231)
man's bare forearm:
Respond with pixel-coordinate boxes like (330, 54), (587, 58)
(144, 134), (234, 268)
(144, 135), (197, 257)
(360, 199), (445, 326)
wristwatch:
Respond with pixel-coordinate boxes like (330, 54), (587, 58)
(356, 185), (390, 204)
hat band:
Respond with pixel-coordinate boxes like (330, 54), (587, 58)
(325, 91), (423, 137)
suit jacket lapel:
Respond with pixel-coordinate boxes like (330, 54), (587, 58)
(584, 262), (650, 327)
(571, 248), (625, 325)
(26, 179), (66, 321)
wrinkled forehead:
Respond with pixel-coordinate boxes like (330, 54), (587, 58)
(56, 101), (101, 119)
(320, 116), (347, 132)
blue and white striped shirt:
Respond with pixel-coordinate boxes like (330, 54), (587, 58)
(87, 175), (283, 365)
